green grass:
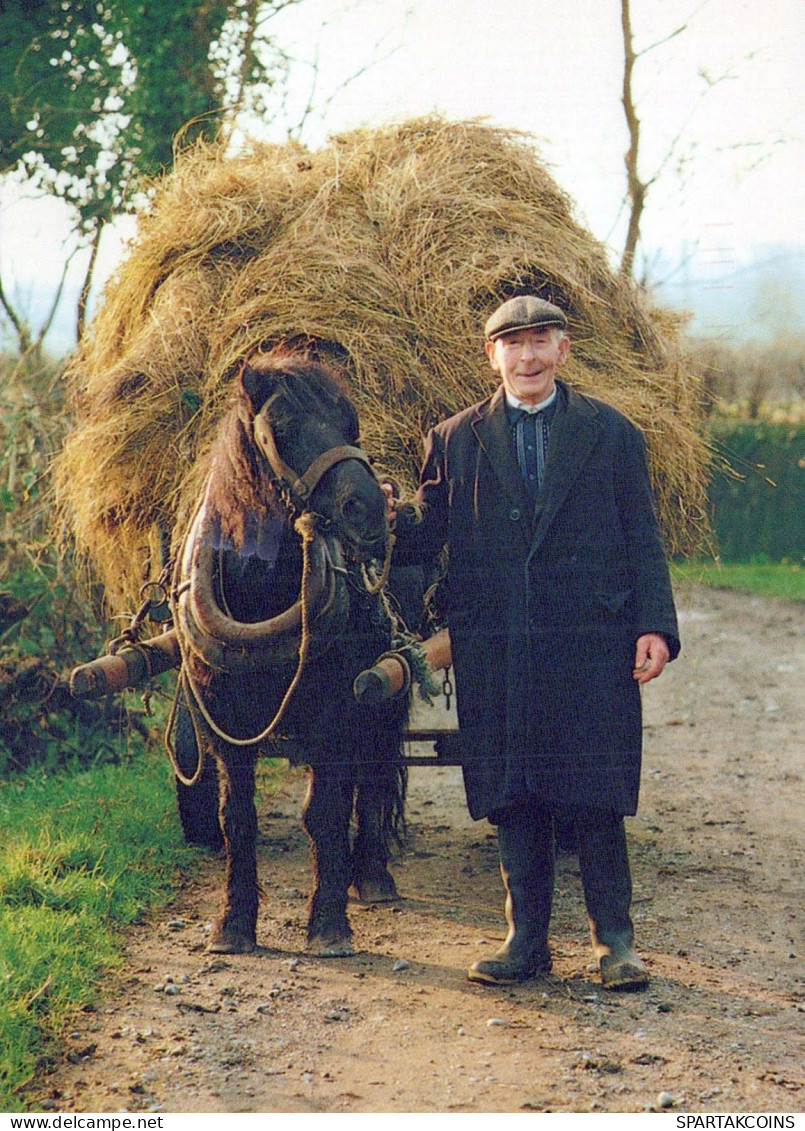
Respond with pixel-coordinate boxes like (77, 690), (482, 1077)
(672, 559), (805, 602)
(0, 746), (198, 1111)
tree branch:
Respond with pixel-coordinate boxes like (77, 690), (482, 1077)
(638, 24), (688, 58)
(76, 222), (103, 344)
(0, 274), (32, 354)
(35, 251), (73, 350)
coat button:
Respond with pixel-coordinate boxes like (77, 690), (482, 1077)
(509, 507), (521, 522)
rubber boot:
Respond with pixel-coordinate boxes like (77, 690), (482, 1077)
(575, 809), (648, 991)
(468, 810), (554, 985)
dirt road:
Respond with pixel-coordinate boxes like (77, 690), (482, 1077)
(35, 583), (804, 1114)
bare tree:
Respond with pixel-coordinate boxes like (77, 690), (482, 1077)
(617, 0), (776, 282)
(619, 0), (688, 278)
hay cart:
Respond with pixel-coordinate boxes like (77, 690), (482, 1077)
(57, 116), (709, 782)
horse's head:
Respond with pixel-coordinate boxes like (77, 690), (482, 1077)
(239, 355), (387, 558)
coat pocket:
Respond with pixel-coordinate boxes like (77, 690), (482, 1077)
(595, 587), (633, 615)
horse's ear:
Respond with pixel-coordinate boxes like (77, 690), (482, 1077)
(239, 363), (278, 414)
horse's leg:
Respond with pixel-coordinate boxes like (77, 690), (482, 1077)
(352, 780), (400, 903)
(302, 765), (355, 957)
(208, 747), (259, 954)
(172, 686), (223, 852)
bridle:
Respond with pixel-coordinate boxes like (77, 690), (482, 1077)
(252, 396), (395, 593)
(253, 395), (381, 547)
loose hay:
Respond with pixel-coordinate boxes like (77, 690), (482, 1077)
(54, 116), (709, 613)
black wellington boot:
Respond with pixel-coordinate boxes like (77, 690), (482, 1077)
(468, 812), (554, 985)
(576, 810), (648, 991)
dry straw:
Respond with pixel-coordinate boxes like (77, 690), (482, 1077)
(55, 116), (709, 613)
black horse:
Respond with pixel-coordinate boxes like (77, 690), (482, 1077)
(169, 353), (407, 956)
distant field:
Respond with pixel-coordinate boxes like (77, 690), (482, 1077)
(672, 560), (805, 603)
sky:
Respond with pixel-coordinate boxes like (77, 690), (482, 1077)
(1, 0), (803, 350)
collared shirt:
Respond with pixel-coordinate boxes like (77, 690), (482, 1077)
(504, 388), (558, 416)
(505, 388), (559, 500)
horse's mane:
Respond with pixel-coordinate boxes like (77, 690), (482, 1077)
(205, 353), (357, 548)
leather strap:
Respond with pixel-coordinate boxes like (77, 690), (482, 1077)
(253, 410), (373, 507)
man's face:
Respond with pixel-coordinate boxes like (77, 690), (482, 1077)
(485, 326), (569, 406)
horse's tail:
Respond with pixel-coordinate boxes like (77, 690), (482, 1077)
(355, 724), (408, 854)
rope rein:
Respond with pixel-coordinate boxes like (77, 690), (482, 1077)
(360, 529), (395, 595)
(165, 512), (319, 785)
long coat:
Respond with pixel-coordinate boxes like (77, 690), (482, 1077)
(396, 379), (680, 820)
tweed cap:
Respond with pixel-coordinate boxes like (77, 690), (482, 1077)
(484, 295), (568, 340)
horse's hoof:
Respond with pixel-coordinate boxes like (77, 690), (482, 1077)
(307, 934), (355, 958)
(351, 874), (400, 904)
(208, 927), (256, 954)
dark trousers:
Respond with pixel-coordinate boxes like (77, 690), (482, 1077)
(491, 799), (635, 955)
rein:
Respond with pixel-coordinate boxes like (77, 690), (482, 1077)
(166, 511), (320, 782)
(361, 530), (395, 594)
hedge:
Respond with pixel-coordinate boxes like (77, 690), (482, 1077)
(707, 421), (804, 562)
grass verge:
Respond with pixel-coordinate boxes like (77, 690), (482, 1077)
(0, 744), (198, 1111)
(672, 559), (805, 602)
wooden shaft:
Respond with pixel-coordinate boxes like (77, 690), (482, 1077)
(420, 627), (452, 672)
(372, 655), (408, 698)
(353, 627), (453, 704)
(69, 630), (181, 698)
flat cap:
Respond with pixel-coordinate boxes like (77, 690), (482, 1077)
(484, 295), (568, 340)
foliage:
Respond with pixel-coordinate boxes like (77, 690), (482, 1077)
(0, 1), (299, 223)
(1, 0), (137, 227)
(672, 559), (805, 603)
(0, 351), (153, 775)
(0, 354), (79, 651)
(0, 0), (301, 350)
(0, 748), (198, 1110)
(688, 336), (805, 420)
(707, 420), (804, 564)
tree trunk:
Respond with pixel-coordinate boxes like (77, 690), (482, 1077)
(620, 0), (646, 279)
(0, 276), (32, 355)
(77, 221), (104, 343)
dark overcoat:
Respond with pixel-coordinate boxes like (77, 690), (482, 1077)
(396, 379), (680, 820)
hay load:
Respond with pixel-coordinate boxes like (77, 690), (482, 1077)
(55, 116), (708, 613)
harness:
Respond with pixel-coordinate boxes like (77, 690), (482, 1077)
(167, 402), (390, 784)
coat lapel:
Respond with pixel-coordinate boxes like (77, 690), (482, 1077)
(472, 387), (534, 543)
(529, 382), (603, 556)
(472, 386), (526, 506)
(471, 382), (604, 553)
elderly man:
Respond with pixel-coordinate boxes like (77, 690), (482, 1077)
(392, 295), (680, 990)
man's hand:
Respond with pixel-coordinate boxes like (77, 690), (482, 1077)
(633, 633), (670, 683)
(380, 481), (398, 527)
